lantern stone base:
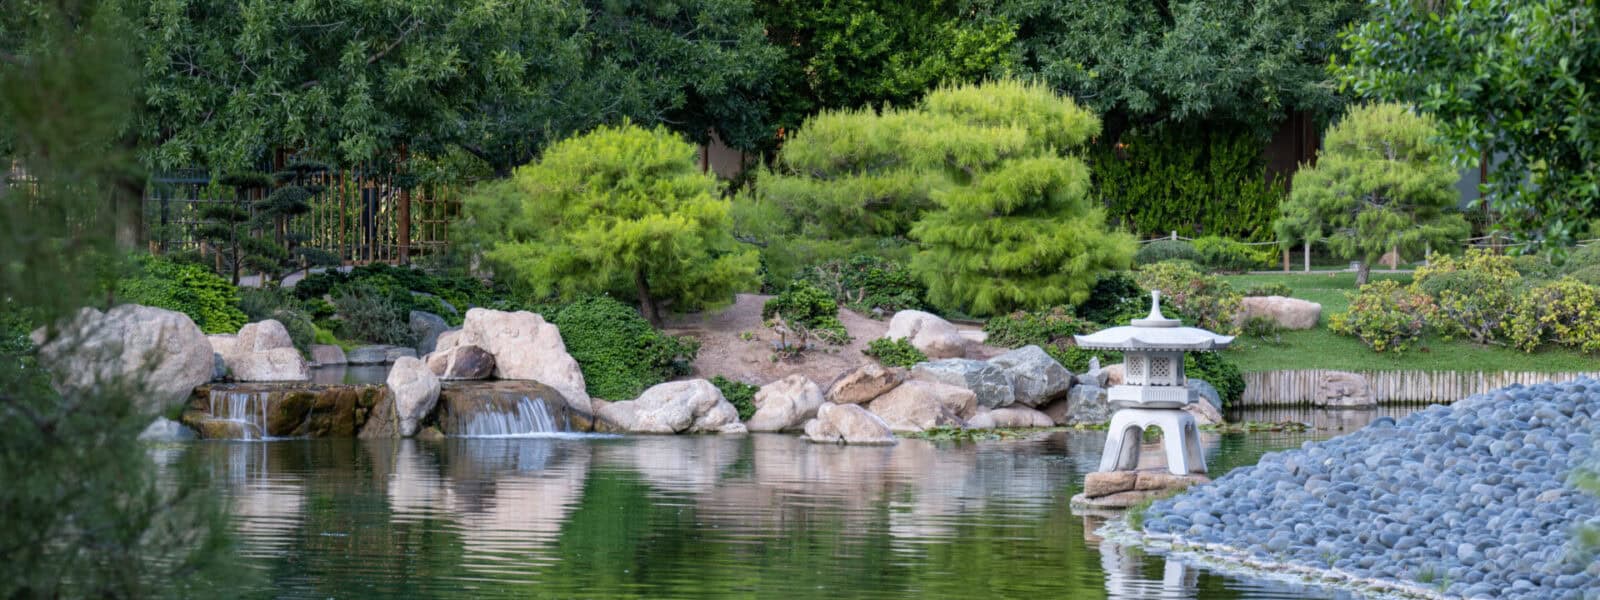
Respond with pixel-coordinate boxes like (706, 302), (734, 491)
(1070, 469), (1211, 510)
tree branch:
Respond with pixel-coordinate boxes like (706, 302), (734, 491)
(368, 18), (422, 65)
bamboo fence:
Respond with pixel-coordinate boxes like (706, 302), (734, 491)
(1239, 369), (1600, 407)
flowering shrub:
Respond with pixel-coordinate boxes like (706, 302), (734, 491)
(1330, 280), (1435, 353)
(1506, 278), (1600, 353)
(1413, 250), (1523, 344)
(1134, 260), (1241, 334)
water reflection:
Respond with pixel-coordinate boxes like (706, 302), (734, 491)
(1230, 405), (1426, 432)
(186, 430), (1345, 599)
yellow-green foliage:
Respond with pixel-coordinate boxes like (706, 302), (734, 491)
(746, 79), (1133, 314)
(1275, 103), (1469, 280)
(1413, 250), (1524, 344)
(1330, 280), (1436, 353)
(463, 122), (759, 322)
(1507, 278), (1600, 353)
(1134, 261), (1241, 334)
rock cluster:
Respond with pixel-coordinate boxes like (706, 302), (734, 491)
(1142, 379), (1600, 599)
(595, 379), (747, 434)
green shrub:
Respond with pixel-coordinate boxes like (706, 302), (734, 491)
(1569, 264), (1600, 287)
(302, 297), (336, 320)
(550, 296), (700, 400)
(800, 254), (926, 315)
(292, 270), (351, 300)
(1091, 127), (1286, 242)
(1134, 260), (1241, 334)
(1044, 345), (1121, 373)
(1241, 316), (1284, 345)
(116, 255), (247, 334)
(1413, 250), (1523, 344)
(1330, 280), (1435, 353)
(1076, 271), (1146, 326)
(864, 337), (927, 368)
(710, 376), (758, 420)
(1193, 236), (1276, 273)
(1509, 254), (1558, 280)
(1185, 352), (1244, 409)
(762, 282), (850, 346)
(983, 307), (1094, 349)
(1242, 282), (1294, 297)
(1134, 240), (1201, 266)
(330, 282), (416, 346)
(1507, 278), (1600, 353)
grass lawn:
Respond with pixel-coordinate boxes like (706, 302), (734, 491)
(1218, 271), (1600, 373)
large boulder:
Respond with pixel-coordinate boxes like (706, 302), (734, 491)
(347, 344), (418, 365)
(746, 374), (825, 432)
(802, 403), (897, 445)
(864, 380), (974, 432)
(219, 320), (310, 382)
(409, 310), (450, 355)
(32, 305), (218, 415)
(424, 344), (496, 380)
(966, 405), (1054, 429)
(1317, 371), (1374, 408)
(825, 363), (905, 405)
(1041, 383), (1110, 425)
(910, 359), (1014, 409)
(988, 345), (1073, 407)
(448, 308), (590, 415)
(387, 357), (441, 437)
(1237, 296), (1322, 331)
(885, 310), (967, 359)
(309, 344), (347, 366)
(595, 379), (746, 434)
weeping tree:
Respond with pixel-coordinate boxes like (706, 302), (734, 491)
(463, 122), (759, 325)
(1275, 103), (1469, 285)
(746, 79), (1134, 315)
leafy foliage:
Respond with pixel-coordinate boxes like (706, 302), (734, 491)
(1242, 282), (1294, 298)
(863, 337), (928, 368)
(329, 282), (416, 346)
(1185, 352), (1244, 409)
(1076, 271), (1146, 326)
(1329, 280), (1435, 353)
(1274, 103), (1470, 285)
(1045, 345), (1121, 374)
(1193, 237), (1276, 273)
(464, 123), (758, 325)
(982, 307), (1094, 349)
(1334, 0), (1600, 249)
(799, 254), (926, 315)
(1413, 250), (1524, 344)
(709, 376), (759, 421)
(116, 255), (248, 334)
(549, 297), (699, 401)
(762, 282), (850, 346)
(1506, 278), (1600, 354)
(1134, 240), (1201, 266)
(1092, 128), (1289, 240)
(1134, 261), (1241, 334)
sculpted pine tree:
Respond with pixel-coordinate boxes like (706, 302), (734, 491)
(465, 123), (758, 325)
(1275, 103), (1469, 285)
(908, 80), (1135, 315)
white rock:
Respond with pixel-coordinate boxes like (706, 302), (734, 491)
(885, 310), (967, 359)
(597, 379), (747, 434)
(33, 305), (215, 415)
(968, 406), (1054, 429)
(802, 403), (897, 445)
(456, 308), (590, 415)
(1237, 296), (1322, 330)
(223, 320), (309, 382)
(138, 417), (197, 442)
(387, 356), (442, 437)
(746, 374), (825, 432)
(864, 380), (974, 432)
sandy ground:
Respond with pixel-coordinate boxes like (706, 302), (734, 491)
(663, 294), (1002, 388)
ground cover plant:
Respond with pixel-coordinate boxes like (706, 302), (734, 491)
(551, 296), (699, 401)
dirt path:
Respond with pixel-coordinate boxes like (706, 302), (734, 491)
(663, 294), (1000, 387)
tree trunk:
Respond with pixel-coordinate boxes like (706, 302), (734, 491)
(112, 174), (144, 250)
(635, 269), (662, 326)
(1356, 261), (1371, 286)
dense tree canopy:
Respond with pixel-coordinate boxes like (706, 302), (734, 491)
(1333, 0), (1599, 250)
(1275, 103), (1469, 284)
(1001, 0), (1365, 139)
(463, 123), (759, 324)
(139, 0), (779, 174)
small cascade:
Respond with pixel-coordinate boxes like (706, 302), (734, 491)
(206, 389), (272, 440)
(456, 396), (565, 437)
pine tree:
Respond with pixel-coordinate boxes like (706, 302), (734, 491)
(1275, 103), (1470, 285)
(464, 122), (759, 325)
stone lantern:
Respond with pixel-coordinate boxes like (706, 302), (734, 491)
(1073, 291), (1233, 477)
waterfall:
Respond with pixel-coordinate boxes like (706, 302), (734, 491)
(456, 396), (565, 437)
(207, 390), (271, 440)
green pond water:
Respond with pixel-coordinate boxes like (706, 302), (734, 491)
(162, 427), (1375, 599)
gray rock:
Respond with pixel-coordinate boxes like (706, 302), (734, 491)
(138, 417), (197, 442)
(1316, 370), (1374, 407)
(409, 310), (450, 355)
(746, 374), (825, 432)
(347, 344), (419, 365)
(309, 344), (347, 366)
(987, 345), (1073, 407)
(910, 359), (1015, 409)
(387, 356), (441, 437)
(1052, 384), (1109, 425)
(424, 344), (495, 380)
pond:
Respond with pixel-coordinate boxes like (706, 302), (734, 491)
(171, 427), (1371, 599)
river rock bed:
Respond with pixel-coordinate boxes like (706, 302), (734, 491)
(1142, 378), (1600, 599)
